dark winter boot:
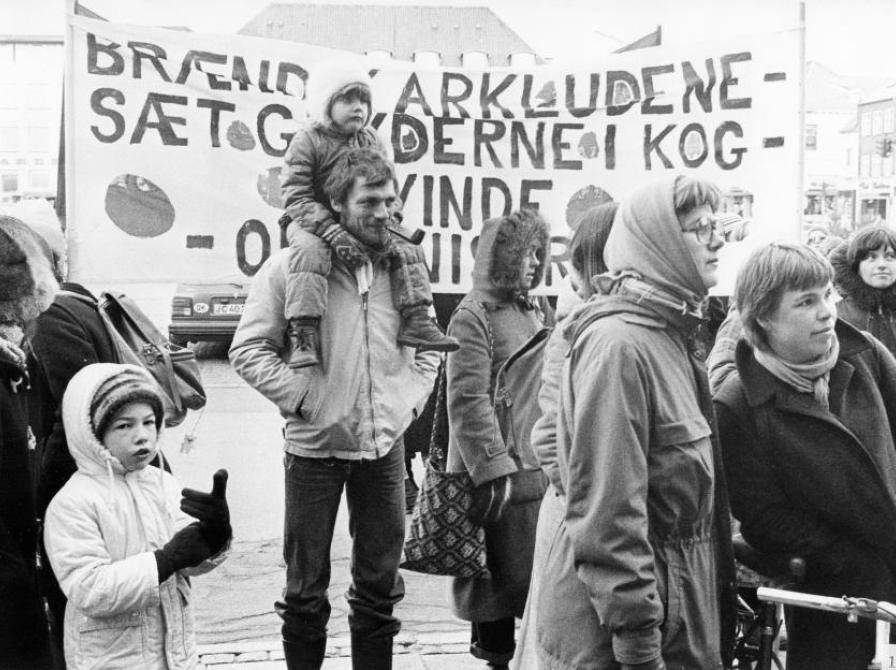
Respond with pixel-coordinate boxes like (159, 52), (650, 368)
(283, 637), (326, 670)
(350, 633), (393, 670)
(470, 641), (514, 668)
(397, 308), (459, 352)
(288, 317), (321, 369)
(470, 619), (515, 669)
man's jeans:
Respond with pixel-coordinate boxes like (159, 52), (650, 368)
(276, 442), (406, 646)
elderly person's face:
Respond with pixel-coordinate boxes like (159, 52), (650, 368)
(679, 204), (725, 290)
(758, 281), (837, 364)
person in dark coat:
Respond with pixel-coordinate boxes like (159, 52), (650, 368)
(445, 209), (553, 669)
(26, 281), (116, 661)
(714, 241), (896, 670)
(829, 225), (896, 356)
(28, 283), (116, 516)
(0, 214), (60, 669)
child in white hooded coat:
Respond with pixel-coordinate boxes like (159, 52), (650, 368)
(44, 363), (231, 670)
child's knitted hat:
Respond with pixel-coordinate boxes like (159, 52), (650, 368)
(90, 364), (165, 440)
(307, 60), (373, 127)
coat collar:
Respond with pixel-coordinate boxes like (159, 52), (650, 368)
(736, 318), (869, 410)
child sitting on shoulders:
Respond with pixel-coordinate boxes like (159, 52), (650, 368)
(280, 60), (458, 368)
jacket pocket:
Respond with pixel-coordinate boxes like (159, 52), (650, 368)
(655, 416), (710, 447)
(657, 555), (683, 641)
(653, 417), (715, 527)
(76, 610), (144, 670)
(460, 391), (506, 457)
(176, 578), (196, 658)
(296, 368), (325, 423)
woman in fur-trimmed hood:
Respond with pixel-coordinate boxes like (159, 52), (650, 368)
(829, 225), (896, 356)
(0, 214), (58, 668)
(445, 209), (553, 668)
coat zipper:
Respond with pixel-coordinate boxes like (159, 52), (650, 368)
(362, 292), (377, 450)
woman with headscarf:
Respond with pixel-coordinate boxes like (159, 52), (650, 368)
(0, 215), (59, 668)
(446, 209), (553, 669)
(536, 176), (736, 670)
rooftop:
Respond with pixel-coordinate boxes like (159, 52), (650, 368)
(238, 3), (539, 66)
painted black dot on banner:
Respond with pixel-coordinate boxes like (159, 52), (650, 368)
(565, 185), (613, 229)
(104, 174), (175, 238)
(227, 120), (256, 151)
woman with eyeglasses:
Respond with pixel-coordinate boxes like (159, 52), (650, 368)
(536, 176), (736, 670)
(714, 242), (896, 670)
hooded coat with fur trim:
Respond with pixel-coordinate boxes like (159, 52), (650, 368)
(830, 241), (896, 356)
(445, 212), (553, 623)
(44, 363), (226, 670)
(0, 216), (57, 667)
(281, 61), (388, 231)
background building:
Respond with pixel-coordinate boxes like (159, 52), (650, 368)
(0, 35), (63, 204)
(857, 86), (896, 226)
(238, 3), (540, 66)
(802, 61), (891, 235)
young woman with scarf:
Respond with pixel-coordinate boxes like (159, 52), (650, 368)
(714, 241), (896, 670)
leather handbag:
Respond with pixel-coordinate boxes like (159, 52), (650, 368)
(401, 360), (490, 578)
(97, 291), (207, 427)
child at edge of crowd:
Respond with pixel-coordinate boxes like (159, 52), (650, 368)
(43, 363), (231, 670)
(279, 59), (458, 368)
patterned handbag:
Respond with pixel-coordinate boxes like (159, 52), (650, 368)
(401, 360), (490, 578)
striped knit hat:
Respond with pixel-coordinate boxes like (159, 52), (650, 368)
(90, 365), (165, 440)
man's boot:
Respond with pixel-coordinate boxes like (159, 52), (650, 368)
(396, 308), (459, 352)
(287, 317), (321, 368)
(283, 637), (326, 670)
(470, 641), (513, 669)
(350, 633), (393, 670)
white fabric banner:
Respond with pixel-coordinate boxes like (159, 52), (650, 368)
(65, 13), (801, 293)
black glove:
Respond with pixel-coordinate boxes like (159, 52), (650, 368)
(154, 523), (214, 582)
(621, 658), (666, 670)
(328, 226), (370, 268)
(181, 469), (231, 553)
(469, 475), (513, 525)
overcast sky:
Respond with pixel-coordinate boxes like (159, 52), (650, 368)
(5, 0), (895, 79)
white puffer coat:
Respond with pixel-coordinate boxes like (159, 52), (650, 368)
(44, 363), (226, 670)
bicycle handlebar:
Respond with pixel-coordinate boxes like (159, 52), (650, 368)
(757, 587), (896, 624)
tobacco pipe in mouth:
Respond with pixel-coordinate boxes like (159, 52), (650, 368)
(387, 225), (425, 245)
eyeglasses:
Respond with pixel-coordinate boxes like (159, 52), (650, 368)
(682, 215), (724, 247)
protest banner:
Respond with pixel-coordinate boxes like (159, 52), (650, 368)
(65, 12), (801, 293)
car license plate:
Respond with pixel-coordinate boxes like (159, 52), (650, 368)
(213, 303), (244, 315)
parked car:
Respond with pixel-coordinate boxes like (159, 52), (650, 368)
(168, 275), (249, 346)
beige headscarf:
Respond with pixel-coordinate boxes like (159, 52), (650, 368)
(602, 176), (708, 314)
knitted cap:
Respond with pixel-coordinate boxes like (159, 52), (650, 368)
(307, 60), (373, 126)
(90, 365), (165, 440)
